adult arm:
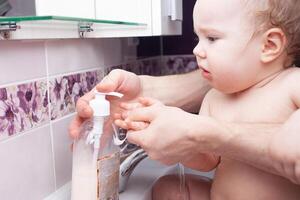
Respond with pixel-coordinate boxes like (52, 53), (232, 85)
(69, 69), (210, 138)
(197, 114), (300, 184)
(142, 69), (210, 113)
(125, 105), (300, 184)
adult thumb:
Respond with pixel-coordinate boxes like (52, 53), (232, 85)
(126, 130), (146, 147)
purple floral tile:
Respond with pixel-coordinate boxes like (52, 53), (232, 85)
(0, 80), (49, 141)
(105, 62), (142, 75)
(137, 57), (162, 76)
(161, 55), (198, 75)
(105, 57), (162, 76)
(105, 65), (123, 75)
(49, 69), (104, 120)
(121, 62), (143, 75)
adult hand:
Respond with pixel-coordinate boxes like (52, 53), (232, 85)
(268, 109), (300, 184)
(68, 69), (142, 139)
(122, 103), (220, 165)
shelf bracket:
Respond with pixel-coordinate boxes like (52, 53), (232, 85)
(0, 22), (19, 39)
(78, 22), (94, 38)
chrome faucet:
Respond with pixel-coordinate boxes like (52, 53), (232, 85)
(113, 128), (148, 193)
(119, 146), (147, 192)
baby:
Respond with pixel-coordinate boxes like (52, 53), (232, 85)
(117, 0), (300, 199)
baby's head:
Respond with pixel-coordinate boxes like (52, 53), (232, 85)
(244, 0), (300, 66)
(193, 0), (300, 93)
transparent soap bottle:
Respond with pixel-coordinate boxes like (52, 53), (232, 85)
(71, 92), (123, 200)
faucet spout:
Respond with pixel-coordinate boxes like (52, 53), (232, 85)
(119, 148), (147, 192)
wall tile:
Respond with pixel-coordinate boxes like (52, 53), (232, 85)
(0, 41), (47, 85)
(138, 56), (162, 76)
(0, 125), (55, 200)
(0, 79), (49, 141)
(102, 38), (124, 67)
(105, 56), (162, 76)
(51, 115), (74, 188)
(49, 69), (104, 120)
(161, 55), (198, 75)
(45, 38), (138, 77)
(46, 39), (115, 76)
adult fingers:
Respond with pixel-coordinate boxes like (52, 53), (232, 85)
(76, 90), (94, 118)
(96, 69), (124, 93)
(68, 115), (85, 139)
(126, 130), (147, 147)
(96, 69), (141, 100)
(123, 106), (158, 123)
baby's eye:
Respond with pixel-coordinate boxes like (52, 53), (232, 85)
(207, 36), (218, 42)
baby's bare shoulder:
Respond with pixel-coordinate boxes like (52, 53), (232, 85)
(280, 67), (300, 84)
(205, 88), (224, 100)
(279, 67), (300, 107)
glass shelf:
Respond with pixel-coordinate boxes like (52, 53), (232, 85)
(0, 15), (146, 26)
(0, 15), (149, 40)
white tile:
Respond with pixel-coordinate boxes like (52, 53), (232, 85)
(46, 39), (107, 76)
(0, 125), (55, 200)
(102, 38), (123, 67)
(51, 115), (74, 188)
(0, 41), (47, 85)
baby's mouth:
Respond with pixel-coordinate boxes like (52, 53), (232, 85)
(199, 66), (211, 79)
(199, 66), (210, 73)
(202, 68), (210, 73)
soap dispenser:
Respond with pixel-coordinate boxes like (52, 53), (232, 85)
(71, 91), (123, 200)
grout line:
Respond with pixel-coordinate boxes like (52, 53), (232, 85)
(160, 36), (164, 56)
(0, 56), (179, 89)
(45, 41), (57, 190)
(48, 66), (104, 80)
(0, 77), (47, 89)
(51, 112), (76, 123)
(0, 123), (51, 144)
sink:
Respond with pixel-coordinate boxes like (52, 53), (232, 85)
(44, 158), (170, 200)
(119, 158), (172, 200)
(44, 158), (213, 200)
(119, 158), (214, 200)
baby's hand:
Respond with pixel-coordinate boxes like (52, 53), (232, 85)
(114, 97), (163, 131)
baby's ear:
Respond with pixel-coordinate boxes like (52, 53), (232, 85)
(261, 28), (287, 63)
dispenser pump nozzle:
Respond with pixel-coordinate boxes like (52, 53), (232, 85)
(89, 91), (124, 117)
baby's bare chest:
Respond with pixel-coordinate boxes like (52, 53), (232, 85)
(209, 86), (300, 200)
(210, 87), (296, 123)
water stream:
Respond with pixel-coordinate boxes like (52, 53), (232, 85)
(178, 163), (188, 200)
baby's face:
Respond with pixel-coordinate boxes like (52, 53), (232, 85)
(193, 0), (265, 93)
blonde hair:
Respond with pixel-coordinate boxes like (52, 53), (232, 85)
(245, 0), (300, 66)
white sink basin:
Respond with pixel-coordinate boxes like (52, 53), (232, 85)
(119, 158), (172, 200)
(45, 158), (213, 200)
(119, 158), (214, 200)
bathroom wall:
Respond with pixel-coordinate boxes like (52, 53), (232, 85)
(137, 0), (198, 75)
(0, 1), (198, 199)
(0, 38), (166, 199)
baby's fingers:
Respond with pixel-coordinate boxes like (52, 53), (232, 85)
(138, 97), (163, 107)
(120, 102), (143, 110)
(122, 106), (156, 123)
(114, 119), (149, 131)
(114, 119), (129, 130)
(126, 120), (149, 131)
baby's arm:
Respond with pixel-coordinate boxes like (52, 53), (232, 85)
(180, 90), (220, 171)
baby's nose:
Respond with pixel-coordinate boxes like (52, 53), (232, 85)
(193, 43), (206, 58)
